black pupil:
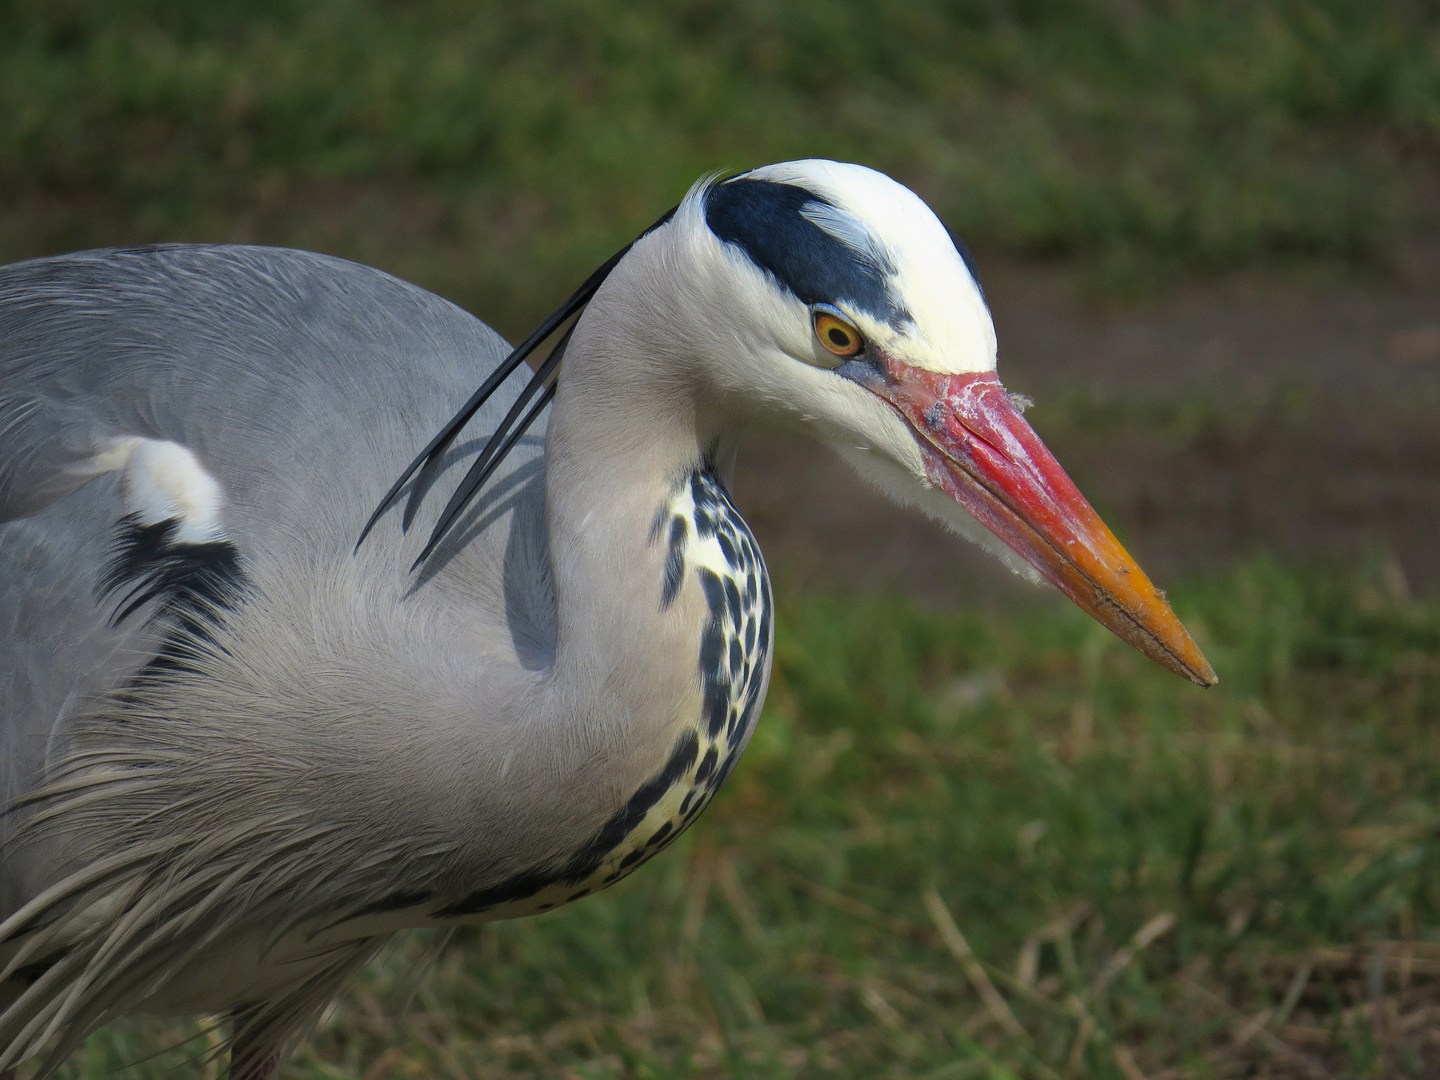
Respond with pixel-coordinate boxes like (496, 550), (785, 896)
(827, 327), (850, 348)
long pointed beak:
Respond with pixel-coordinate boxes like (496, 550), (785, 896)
(844, 358), (1217, 687)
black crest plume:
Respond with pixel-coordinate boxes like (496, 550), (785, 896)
(358, 206), (677, 568)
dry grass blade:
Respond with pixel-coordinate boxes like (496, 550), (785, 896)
(681, 863), (711, 948)
(786, 870), (929, 939)
(1064, 1004), (1095, 1078)
(1113, 1044), (1148, 1080)
(1232, 1008), (1272, 1048)
(359, 1046), (405, 1080)
(1270, 961), (1313, 1034)
(715, 856), (765, 945)
(1016, 903), (1092, 989)
(1181, 979), (1329, 1080)
(1088, 913), (1175, 999)
(1304, 945), (1440, 977)
(1016, 937), (1041, 989)
(1368, 950), (1388, 1055)
(922, 888), (1026, 1040)
(1272, 942), (1440, 977)
(860, 979), (905, 1032)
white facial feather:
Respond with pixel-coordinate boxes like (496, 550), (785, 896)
(797, 200), (889, 271)
(614, 162), (1023, 582)
(624, 172), (957, 474)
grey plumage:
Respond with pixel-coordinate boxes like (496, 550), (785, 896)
(0, 237), (768, 1070)
(1, 160), (1212, 1077)
(0, 244), (579, 1064)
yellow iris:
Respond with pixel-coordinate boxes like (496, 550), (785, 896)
(813, 311), (864, 357)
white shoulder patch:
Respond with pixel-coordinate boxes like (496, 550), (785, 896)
(102, 437), (227, 543)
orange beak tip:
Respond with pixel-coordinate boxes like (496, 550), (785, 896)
(1177, 644), (1219, 689)
(858, 362), (1220, 689)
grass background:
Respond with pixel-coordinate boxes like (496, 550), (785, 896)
(3, 0), (1438, 1077)
(4, 0), (1439, 321)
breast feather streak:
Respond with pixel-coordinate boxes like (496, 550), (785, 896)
(433, 468), (771, 922)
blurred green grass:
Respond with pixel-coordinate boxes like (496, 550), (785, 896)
(3, 0), (1439, 326)
(57, 560), (1440, 1079)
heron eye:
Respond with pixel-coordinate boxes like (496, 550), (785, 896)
(813, 311), (864, 358)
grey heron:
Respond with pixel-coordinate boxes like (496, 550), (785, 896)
(0, 159), (1215, 1078)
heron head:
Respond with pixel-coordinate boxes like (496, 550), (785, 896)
(642, 159), (1216, 687)
(382, 158), (1214, 687)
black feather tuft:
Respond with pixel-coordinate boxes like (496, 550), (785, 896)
(704, 177), (907, 327)
(358, 205), (678, 564)
(99, 516), (245, 631)
(410, 324), (568, 569)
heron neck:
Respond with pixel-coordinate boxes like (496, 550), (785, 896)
(542, 326), (724, 728)
(403, 277), (772, 924)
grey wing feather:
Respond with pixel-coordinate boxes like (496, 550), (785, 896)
(0, 245), (545, 906)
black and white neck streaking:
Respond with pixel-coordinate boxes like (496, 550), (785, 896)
(422, 467), (771, 920)
(0, 159), (1213, 1077)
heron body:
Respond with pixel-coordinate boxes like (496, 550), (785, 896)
(0, 160), (1213, 1074)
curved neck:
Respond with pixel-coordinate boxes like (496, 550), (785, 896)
(421, 296), (770, 922)
(546, 340), (714, 673)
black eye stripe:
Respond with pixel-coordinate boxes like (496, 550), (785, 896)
(704, 178), (909, 328)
